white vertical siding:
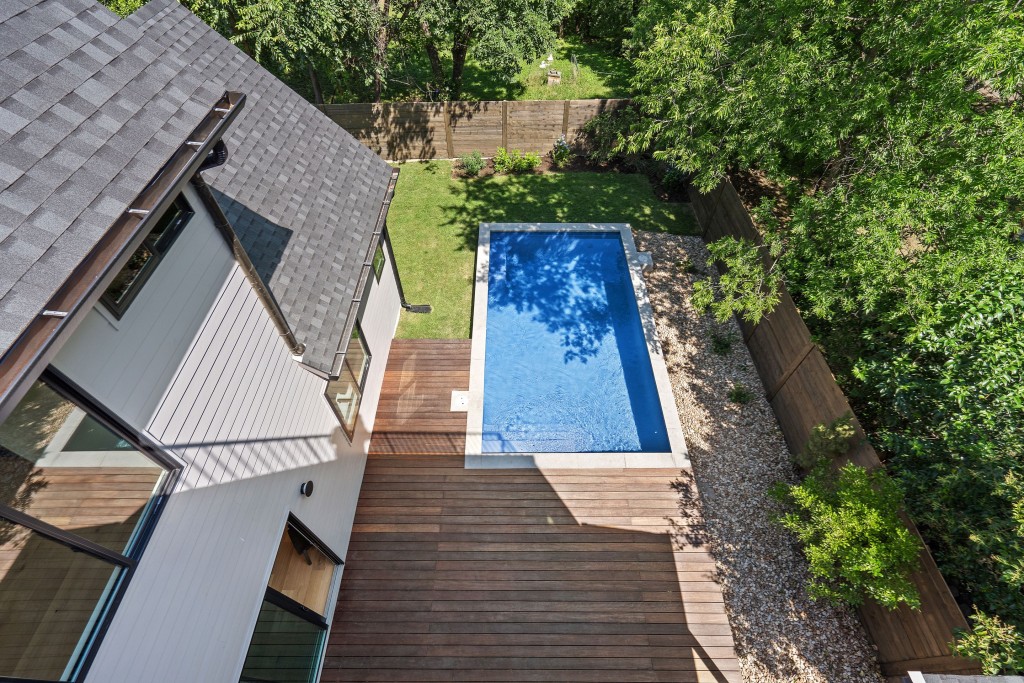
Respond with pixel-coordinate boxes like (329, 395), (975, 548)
(50, 186), (402, 682)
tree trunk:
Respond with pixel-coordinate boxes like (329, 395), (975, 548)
(373, 0), (392, 102)
(420, 20), (446, 97)
(307, 62), (324, 105)
(450, 41), (468, 100)
(449, 27), (473, 99)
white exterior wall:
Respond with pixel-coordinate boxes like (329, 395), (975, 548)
(51, 184), (401, 682)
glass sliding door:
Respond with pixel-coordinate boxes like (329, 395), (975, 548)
(0, 370), (176, 681)
(239, 518), (341, 683)
(239, 597), (327, 683)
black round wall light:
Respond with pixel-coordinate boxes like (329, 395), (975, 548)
(299, 480), (314, 497)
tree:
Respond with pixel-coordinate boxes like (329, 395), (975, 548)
(622, 0), (1024, 664)
(392, 0), (575, 99)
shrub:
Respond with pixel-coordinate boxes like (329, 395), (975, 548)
(459, 151), (485, 177)
(676, 257), (700, 275)
(493, 147), (541, 174)
(792, 414), (857, 472)
(551, 135), (574, 169)
(770, 422), (923, 610)
(578, 107), (646, 171)
(710, 332), (733, 355)
(661, 164), (690, 191)
(727, 383), (753, 404)
(952, 609), (1024, 675)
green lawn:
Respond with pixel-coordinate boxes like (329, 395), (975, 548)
(384, 39), (630, 102)
(387, 160), (698, 338)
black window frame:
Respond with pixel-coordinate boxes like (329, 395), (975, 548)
(0, 368), (181, 683)
(100, 194), (194, 320)
(325, 323), (371, 441)
(238, 514), (343, 683)
(371, 242), (385, 282)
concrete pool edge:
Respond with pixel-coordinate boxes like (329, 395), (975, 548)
(466, 223), (689, 470)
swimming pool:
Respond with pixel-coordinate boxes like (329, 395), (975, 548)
(466, 224), (687, 468)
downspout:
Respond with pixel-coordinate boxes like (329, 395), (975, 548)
(384, 225), (431, 314)
(190, 173), (306, 358)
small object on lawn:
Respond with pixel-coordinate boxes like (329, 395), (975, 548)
(403, 303), (432, 313)
(547, 70), (561, 86)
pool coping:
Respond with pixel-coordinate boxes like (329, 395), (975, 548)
(466, 223), (689, 469)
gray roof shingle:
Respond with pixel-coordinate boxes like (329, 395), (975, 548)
(0, 0), (221, 352)
(0, 0), (393, 376)
(131, 0), (393, 375)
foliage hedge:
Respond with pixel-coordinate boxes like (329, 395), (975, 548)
(613, 0), (1024, 670)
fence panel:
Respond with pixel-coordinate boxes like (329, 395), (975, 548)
(505, 100), (565, 153)
(320, 99), (629, 160)
(689, 180), (979, 682)
(448, 101), (504, 157)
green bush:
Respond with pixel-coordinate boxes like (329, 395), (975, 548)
(493, 147), (541, 174)
(458, 151), (485, 177)
(551, 136), (574, 169)
(661, 164), (689, 191)
(953, 609), (1024, 675)
(727, 383), (753, 404)
(792, 414), (857, 472)
(710, 332), (733, 355)
(578, 108), (646, 171)
(771, 418), (923, 610)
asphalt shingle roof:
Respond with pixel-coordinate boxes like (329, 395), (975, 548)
(0, 0), (220, 353)
(0, 0), (393, 376)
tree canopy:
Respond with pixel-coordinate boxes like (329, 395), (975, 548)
(623, 0), (1024, 668)
(388, 0), (575, 99)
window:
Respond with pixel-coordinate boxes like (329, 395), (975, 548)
(0, 371), (175, 681)
(239, 518), (341, 683)
(371, 242), (385, 282)
(325, 325), (370, 439)
(101, 194), (193, 319)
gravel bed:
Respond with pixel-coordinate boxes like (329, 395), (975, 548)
(635, 231), (883, 683)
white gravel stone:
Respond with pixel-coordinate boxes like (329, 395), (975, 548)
(636, 231), (883, 683)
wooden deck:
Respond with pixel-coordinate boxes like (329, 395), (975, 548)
(324, 340), (740, 682)
(369, 339), (470, 456)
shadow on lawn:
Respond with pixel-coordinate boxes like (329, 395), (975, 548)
(439, 172), (694, 255)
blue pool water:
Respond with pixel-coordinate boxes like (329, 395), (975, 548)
(482, 231), (671, 453)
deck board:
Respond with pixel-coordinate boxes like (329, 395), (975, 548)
(329, 339), (740, 682)
(369, 339), (470, 456)
(325, 454), (740, 682)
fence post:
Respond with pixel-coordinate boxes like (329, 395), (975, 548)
(443, 101), (455, 158)
(501, 101), (508, 150)
(561, 101), (570, 137)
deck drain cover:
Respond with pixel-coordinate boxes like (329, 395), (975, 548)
(450, 390), (469, 412)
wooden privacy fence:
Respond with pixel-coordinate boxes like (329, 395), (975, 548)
(319, 99), (628, 161)
(689, 180), (980, 682)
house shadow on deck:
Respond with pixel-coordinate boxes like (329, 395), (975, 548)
(323, 454), (739, 682)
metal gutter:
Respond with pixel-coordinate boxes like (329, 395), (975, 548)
(190, 173), (306, 357)
(329, 167), (401, 379)
(0, 91), (246, 421)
